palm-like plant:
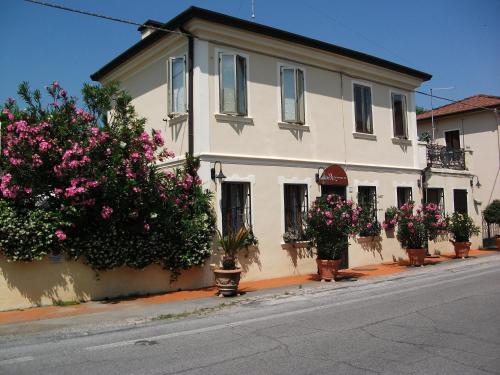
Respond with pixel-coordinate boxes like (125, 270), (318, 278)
(217, 227), (250, 270)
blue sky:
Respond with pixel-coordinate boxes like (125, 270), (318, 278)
(2, 0), (499, 109)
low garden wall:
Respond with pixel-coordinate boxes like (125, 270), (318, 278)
(0, 255), (214, 311)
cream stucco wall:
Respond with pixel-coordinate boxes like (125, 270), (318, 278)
(418, 110), (500, 210)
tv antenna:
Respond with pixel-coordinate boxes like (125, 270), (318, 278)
(251, 0), (255, 21)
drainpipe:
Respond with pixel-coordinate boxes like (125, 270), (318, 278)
(181, 27), (194, 156)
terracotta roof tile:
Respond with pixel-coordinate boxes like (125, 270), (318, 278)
(417, 94), (500, 121)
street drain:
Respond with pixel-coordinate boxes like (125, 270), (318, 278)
(134, 340), (158, 346)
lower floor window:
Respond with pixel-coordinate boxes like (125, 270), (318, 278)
(284, 184), (308, 236)
(424, 188), (445, 212)
(221, 182), (251, 236)
(397, 187), (413, 208)
(358, 186), (377, 217)
(453, 189), (468, 214)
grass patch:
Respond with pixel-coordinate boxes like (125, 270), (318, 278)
(52, 299), (82, 307)
(153, 301), (238, 321)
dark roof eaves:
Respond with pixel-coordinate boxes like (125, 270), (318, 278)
(91, 6), (432, 82)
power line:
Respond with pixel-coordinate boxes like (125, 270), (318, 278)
(23, 0), (189, 37)
(23, 0), (499, 115)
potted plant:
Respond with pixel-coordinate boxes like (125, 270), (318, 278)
(213, 227), (250, 297)
(357, 208), (382, 242)
(383, 206), (398, 231)
(283, 228), (301, 244)
(483, 200), (500, 249)
(396, 202), (428, 266)
(448, 213), (480, 258)
(304, 195), (360, 281)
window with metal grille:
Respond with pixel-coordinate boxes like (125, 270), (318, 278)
(354, 84), (373, 134)
(284, 184), (308, 235)
(397, 187), (413, 208)
(357, 186), (377, 217)
(221, 182), (251, 236)
(453, 189), (468, 214)
(424, 188), (445, 212)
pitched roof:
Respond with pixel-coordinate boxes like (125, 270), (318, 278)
(91, 6), (432, 82)
(417, 94), (500, 121)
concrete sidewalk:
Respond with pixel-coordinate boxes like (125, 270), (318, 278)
(0, 249), (497, 338)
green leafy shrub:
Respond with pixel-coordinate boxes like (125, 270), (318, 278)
(483, 200), (500, 225)
(448, 213), (480, 242)
(357, 208), (382, 237)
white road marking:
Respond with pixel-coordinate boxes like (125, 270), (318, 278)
(85, 267), (498, 351)
(0, 356), (34, 365)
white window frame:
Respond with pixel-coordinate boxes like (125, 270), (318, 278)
(279, 64), (306, 125)
(352, 80), (375, 135)
(217, 49), (249, 116)
(167, 55), (187, 115)
(390, 90), (409, 139)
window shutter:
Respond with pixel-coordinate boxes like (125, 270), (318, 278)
(236, 55), (247, 115)
(296, 69), (305, 124)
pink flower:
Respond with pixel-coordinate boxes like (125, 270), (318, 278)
(132, 186), (141, 193)
(326, 219), (333, 226)
(153, 130), (164, 146)
(408, 222), (414, 228)
(101, 206), (113, 220)
(55, 229), (66, 241)
(366, 223), (372, 229)
(143, 223), (150, 232)
(24, 187), (33, 194)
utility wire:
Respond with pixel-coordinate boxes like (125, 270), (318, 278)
(23, 0), (499, 114)
(23, 0), (189, 37)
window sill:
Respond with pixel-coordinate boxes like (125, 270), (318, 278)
(278, 122), (310, 132)
(353, 132), (377, 141)
(166, 113), (188, 126)
(215, 114), (254, 125)
(281, 240), (309, 249)
(391, 137), (412, 146)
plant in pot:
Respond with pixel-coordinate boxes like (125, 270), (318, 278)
(383, 206), (398, 231)
(396, 202), (428, 266)
(448, 213), (480, 259)
(214, 227), (250, 297)
(304, 195), (360, 281)
(357, 208), (382, 242)
(483, 200), (500, 249)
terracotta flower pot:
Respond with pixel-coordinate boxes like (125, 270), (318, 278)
(316, 259), (342, 281)
(453, 241), (471, 259)
(213, 268), (242, 297)
(406, 248), (426, 267)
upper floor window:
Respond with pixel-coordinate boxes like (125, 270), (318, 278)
(219, 53), (247, 115)
(280, 66), (305, 124)
(353, 83), (373, 134)
(392, 93), (408, 138)
(168, 56), (186, 114)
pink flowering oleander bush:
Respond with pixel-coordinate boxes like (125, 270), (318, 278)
(395, 202), (448, 249)
(382, 206), (398, 230)
(0, 82), (215, 276)
(357, 208), (382, 237)
(304, 195), (362, 260)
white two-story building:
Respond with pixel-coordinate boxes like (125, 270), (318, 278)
(92, 7), (479, 284)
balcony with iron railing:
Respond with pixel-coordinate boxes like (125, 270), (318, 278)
(426, 144), (466, 170)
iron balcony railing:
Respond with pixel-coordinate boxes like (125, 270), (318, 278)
(426, 144), (466, 170)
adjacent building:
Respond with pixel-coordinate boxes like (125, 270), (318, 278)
(91, 7), (479, 283)
(417, 95), (500, 244)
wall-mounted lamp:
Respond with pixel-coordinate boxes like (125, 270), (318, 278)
(315, 167), (325, 184)
(417, 178), (422, 189)
(211, 161), (226, 182)
(470, 175), (481, 188)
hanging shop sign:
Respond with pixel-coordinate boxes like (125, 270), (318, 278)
(318, 164), (348, 186)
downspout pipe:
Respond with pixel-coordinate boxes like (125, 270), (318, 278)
(180, 27), (194, 156)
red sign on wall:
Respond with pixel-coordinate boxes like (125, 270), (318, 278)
(319, 165), (348, 186)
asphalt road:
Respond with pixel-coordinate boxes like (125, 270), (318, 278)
(1, 254), (500, 375)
